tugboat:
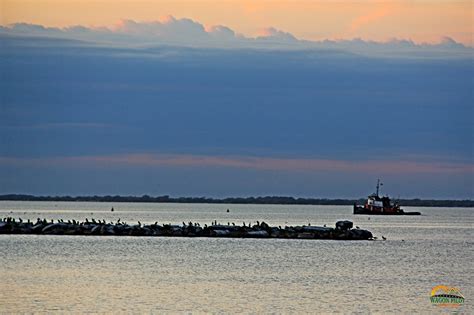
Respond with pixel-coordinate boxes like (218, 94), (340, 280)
(353, 180), (421, 215)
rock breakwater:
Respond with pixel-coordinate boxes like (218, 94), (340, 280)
(0, 218), (373, 240)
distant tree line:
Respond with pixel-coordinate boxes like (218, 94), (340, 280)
(0, 194), (472, 207)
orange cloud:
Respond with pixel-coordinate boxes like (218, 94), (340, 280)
(349, 3), (395, 34)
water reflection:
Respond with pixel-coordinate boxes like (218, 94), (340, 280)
(0, 202), (472, 313)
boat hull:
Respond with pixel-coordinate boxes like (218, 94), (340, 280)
(353, 205), (420, 215)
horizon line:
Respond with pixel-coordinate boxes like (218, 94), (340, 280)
(1, 193), (472, 203)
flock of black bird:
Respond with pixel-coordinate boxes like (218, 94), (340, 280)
(0, 217), (373, 240)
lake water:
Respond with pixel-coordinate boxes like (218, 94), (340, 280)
(0, 201), (472, 313)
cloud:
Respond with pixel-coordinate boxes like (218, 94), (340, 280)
(114, 16), (209, 41)
(349, 3), (394, 33)
(256, 27), (297, 42)
(1, 17), (471, 57)
(206, 25), (236, 40)
(1, 35), (471, 163)
(0, 123), (111, 131)
(1, 154), (472, 175)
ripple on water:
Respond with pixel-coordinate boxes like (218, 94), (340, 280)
(0, 202), (473, 313)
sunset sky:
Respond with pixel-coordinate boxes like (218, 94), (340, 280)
(0, 1), (473, 198)
(2, 0), (473, 45)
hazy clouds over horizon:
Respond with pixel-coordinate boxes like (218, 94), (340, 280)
(1, 17), (472, 57)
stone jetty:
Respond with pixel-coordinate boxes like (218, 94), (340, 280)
(0, 218), (373, 240)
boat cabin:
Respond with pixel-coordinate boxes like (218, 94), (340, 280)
(364, 194), (400, 214)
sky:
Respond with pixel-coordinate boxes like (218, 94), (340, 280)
(0, 1), (473, 199)
(1, 0), (473, 45)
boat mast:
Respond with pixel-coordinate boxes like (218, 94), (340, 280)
(376, 179), (382, 196)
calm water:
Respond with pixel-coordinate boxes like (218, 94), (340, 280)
(1, 201), (472, 313)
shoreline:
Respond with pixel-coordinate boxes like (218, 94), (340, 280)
(1, 195), (472, 207)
